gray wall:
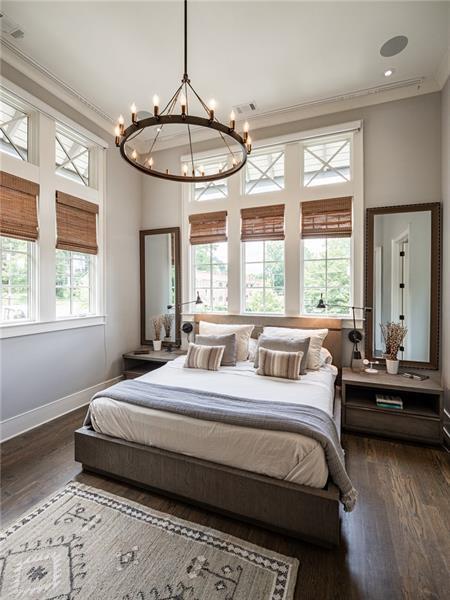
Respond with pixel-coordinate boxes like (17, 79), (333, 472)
(0, 65), (142, 422)
(442, 77), (450, 420)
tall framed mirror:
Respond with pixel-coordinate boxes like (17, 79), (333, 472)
(365, 203), (441, 369)
(140, 227), (181, 347)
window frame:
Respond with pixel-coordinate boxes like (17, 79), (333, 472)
(0, 81), (107, 339)
(190, 241), (228, 313)
(55, 249), (97, 319)
(242, 239), (286, 315)
(300, 235), (353, 318)
(0, 236), (37, 324)
(243, 146), (286, 196)
(0, 89), (31, 163)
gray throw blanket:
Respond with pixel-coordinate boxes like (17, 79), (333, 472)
(89, 380), (357, 511)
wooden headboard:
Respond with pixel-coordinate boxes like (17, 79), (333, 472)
(194, 314), (343, 369)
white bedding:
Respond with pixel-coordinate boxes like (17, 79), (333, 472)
(90, 356), (338, 488)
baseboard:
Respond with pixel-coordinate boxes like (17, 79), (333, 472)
(0, 376), (122, 443)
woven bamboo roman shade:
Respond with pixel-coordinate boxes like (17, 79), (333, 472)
(0, 171), (39, 241)
(241, 204), (285, 241)
(189, 211), (227, 245)
(56, 191), (99, 255)
(301, 197), (352, 238)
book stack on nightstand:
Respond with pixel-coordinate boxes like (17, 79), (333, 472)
(122, 349), (186, 379)
(341, 368), (443, 445)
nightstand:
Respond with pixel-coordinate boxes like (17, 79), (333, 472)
(122, 349), (185, 379)
(342, 368), (443, 445)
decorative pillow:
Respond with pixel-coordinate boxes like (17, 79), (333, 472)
(262, 327), (328, 371)
(256, 348), (303, 380)
(254, 334), (310, 375)
(320, 347), (333, 366)
(195, 333), (237, 366)
(198, 322), (254, 361)
(184, 343), (225, 371)
(248, 337), (258, 363)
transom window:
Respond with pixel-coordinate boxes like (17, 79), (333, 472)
(303, 137), (351, 187)
(193, 156), (228, 201)
(302, 237), (351, 315)
(56, 250), (95, 318)
(245, 147), (285, 194)
(1, 236), (34, 322)
(243, 241), (285, 313)
(192, 243), (228, 312)
(0, 94), (29, 161)
(55, 124), (90, 186)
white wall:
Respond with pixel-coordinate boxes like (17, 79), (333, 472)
(0, 68), (142, 438)
(442, 77), (450, 437)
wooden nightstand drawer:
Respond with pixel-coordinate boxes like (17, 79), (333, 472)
(345, 407), (441, 443)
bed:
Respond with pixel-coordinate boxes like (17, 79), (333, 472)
(74, 315), (344, 547)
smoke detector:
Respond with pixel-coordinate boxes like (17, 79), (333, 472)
(232, 101), (257, 115)
(0, 13), (25, 39)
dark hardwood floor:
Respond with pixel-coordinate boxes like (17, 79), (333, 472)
(1, 407), (449, 600)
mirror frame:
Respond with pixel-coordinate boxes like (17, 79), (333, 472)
(365, 202), (441, 370)
(140, 227), (181, 347)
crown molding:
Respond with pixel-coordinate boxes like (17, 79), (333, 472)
(140, 76), (439, 153)
(0, 37), (114, 134)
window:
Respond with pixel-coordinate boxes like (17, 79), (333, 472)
(55, 250), (95, 317)
(1, 236), (34, 322)
(301, 198), (352, 315)
(0, 93), (29, 161)
(303, 136), (351, 187)
(55, 124), (90, 186)
(245, 147), (284, 194)
(243, 240), (285, 313)
(192, 243), (228, 312)
(193, 156), (228, 201)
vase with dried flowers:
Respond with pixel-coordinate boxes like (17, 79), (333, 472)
(380, 322), (408, 374)
(162, 313), (174, 340)
(152, 316), (163, 351)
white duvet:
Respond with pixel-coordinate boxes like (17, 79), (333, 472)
(90, 357), (338, 489)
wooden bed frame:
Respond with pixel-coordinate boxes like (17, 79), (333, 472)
(74, 315), (343, 548)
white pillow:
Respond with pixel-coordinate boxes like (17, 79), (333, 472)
(198, 322), (254, 361)
(262, 327), (328, 370)
(320, 347), (333, 366)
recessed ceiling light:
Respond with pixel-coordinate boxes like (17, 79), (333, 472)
(380, 35), (408, 57)
(384, 68), (394, 77)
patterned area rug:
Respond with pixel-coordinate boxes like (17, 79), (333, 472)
(0, 482), (298, 599)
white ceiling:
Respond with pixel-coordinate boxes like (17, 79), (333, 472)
(1, 1), (449, 128)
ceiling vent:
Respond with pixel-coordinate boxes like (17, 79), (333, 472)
(232, 101), (257, 115)
(0, 13), (25, 39)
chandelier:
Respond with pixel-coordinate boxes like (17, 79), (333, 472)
(114, 0), (251, 183)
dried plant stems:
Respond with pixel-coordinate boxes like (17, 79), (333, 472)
(163, 313), (174, 338)
(152, 316), (163, 341)
(380, 322), (408, 360)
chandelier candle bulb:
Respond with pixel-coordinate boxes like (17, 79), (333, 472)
(200, 165), (205, 176)
(147, 157), (154, 169)
(153, 95), (160, 116)
(208, 99), (216, 121)
(180, 94), (187, 116)
(243, 121), (249, 142)
(118, 114), (125, 134)
(114, 125), (121, 147)
(229, 110), (236, 129)
(131, 103), (137, 123)
(131, 149), (138, 161)
(182, 164), (188, 176)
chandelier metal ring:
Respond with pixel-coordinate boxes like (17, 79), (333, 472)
(114, 0), (251, 183)
(119, 114), (248, 183)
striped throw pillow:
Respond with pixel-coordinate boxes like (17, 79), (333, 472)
(184, 342), (225, 371)
(256, 347), (303, 380)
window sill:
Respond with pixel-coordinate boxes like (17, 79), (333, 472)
(0, 315), (106, 339)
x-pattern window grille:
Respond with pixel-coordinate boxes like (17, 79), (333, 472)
(303, 138), (351, 187)
(0, 97), (28, 161)
(245, 149), (285, 195)
(56, 126), (90, 186)
(193, 157), (229, 201)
